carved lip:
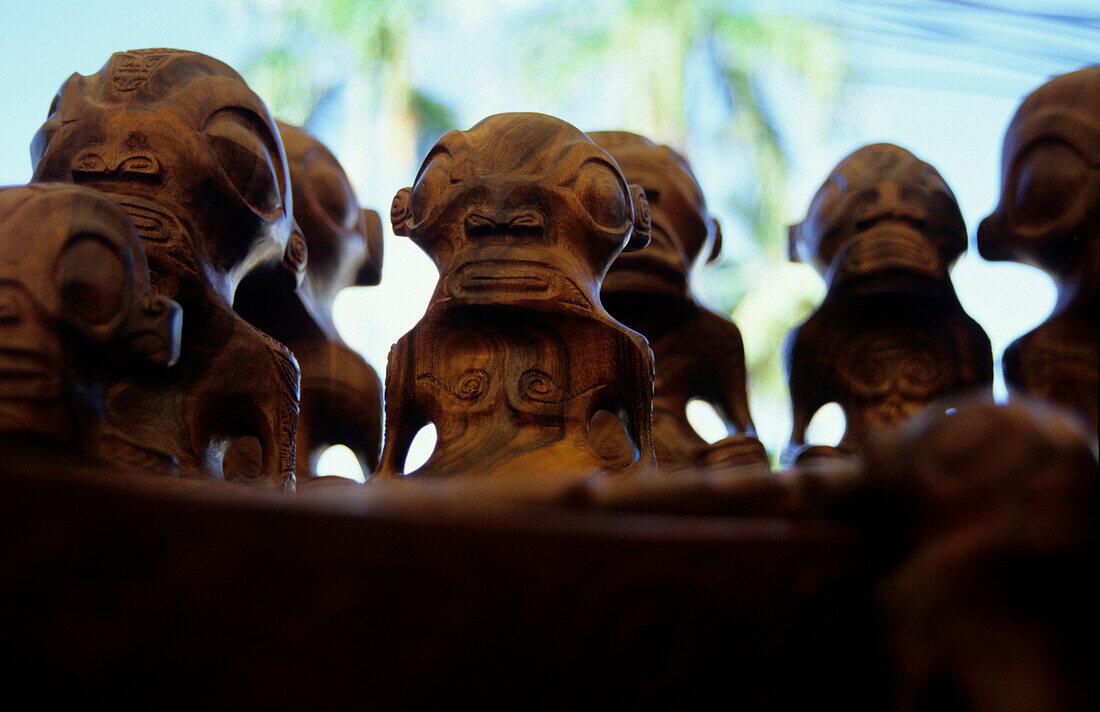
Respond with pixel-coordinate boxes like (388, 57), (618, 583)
(835, 225), (944, 281)
(112, 195), (187, 244)
(450, 259), (554, 295)
(0, 348), (58, 398)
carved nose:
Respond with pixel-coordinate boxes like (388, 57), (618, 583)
(464, 210), (544, 239)
(855, 180), (927, 228)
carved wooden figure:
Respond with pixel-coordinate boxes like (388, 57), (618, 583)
(586, 131), (767, 472)
(0, 184), (181, 474)
(866, 397), (1096, 712)
(374, 113), (656, 485)
(978, 65), (1099, 434)
(232, 121), (384, 480)
(30, 49), (303, 486)
(785, 144), (993, 463)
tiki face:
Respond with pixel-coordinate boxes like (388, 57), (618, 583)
(589, 131), (719, 296)
(390, 112), (650, 311)
(791, 143), (966, 286)
(30, 49), (304, 303)
(0, 185), (181, 417)
(277, 121), (382, 303)
(978, 66), (1100, 276)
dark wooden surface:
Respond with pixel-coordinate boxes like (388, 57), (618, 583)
(0, 461), (886, 709)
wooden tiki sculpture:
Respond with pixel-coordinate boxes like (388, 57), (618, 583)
(30, 49), (304, 486)
(375, 112), (656, 484)
(232, 121), (384, 480)
(0, 184), (181, 474)
(785, 144), (993, 464)
(866, 397), (1096, 712)
(977, 65), (1100, 434)
(587, 130), (767, 473)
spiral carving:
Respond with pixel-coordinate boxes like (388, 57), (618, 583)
(452, 368), (489, 400)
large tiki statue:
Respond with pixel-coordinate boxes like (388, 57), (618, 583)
(375, 112), (656, 484)
(0, 184), (181, 473)
(233, 121), (384, 480)
(978, 65), (1099, 434)
(30, 49), (303, 486)
(587, 131), (767, 472)
(785, 143), (993, 463)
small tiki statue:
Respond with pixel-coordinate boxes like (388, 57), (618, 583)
(587, 131), (767, 473)
(978, 66), (1099, 434)
(375, 112), (656, 485)
(31, 49), (303, 487)
(0, 184), (181, 474)
(865, 397), (1096, 712)
(232, 121), (384, 480)
(784, 144), (993, 464)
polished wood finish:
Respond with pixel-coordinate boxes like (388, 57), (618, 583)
(375, 113), (656, 485)
(785, 143), (993, 464)
(587, 130), (767, 473)
(232, 121), (384, 480)
(30, 49), (302, 486)
(0, 184), (181, 473)
(978, 66), (1099, 434)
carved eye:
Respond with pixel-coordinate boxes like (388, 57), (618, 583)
(1012, 140), (1089, 231)
(204, 111), (281, 216)
(572, 160), (628, 229)
(308, 161), (357, 230)
(411, 151), (452, 221)
(57, 235), (128, 329)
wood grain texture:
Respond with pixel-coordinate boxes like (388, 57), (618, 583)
(375, 113), (656, 484)
(588, 130), (768, 473)
(30, 49), (302, 486)
(232, 122), (384, 480)
(0, 184), (180, 474)
(978, 66), (1099, 435)
(785, 143), (993, 464)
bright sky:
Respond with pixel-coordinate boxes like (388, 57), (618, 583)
(1, 0), (1084, 474)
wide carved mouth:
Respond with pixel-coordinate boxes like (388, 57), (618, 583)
(112, 195), (187, 244)
(834, 224), (944, 282)
(0, 347), (58, 398)
(450, 259), (553, 295)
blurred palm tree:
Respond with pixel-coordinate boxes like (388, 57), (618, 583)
(519, 0), (847, 408)
(236, 0), (454, 198)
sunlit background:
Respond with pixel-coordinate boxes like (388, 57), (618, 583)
(3, 0), (1095, 478)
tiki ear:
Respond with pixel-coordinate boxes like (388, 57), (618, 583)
(623, 184), (651, 252)
(788, 222), (801, 263)
(707, 218), (723, 263)
(355, 208), (384, 286)
(390, 187), (413, 237)
(281, 223), (308, 286)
